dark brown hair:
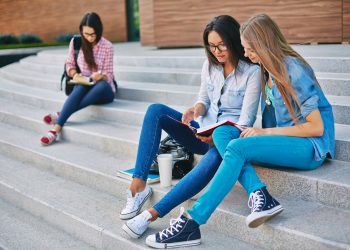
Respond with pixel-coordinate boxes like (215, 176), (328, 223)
(79, 12), (103, 71)
(203, 15), (251, 70)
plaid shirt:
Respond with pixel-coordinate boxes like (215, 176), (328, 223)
(66, 37), (115, 92)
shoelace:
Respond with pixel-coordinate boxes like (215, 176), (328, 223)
(248, 190), (264, 212)
(125, 192), (141, 210)
(159, 207), (185, 240)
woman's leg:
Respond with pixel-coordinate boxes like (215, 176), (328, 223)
(121, 103), (209, 220)
(56, 85), (90, 127)
(188, 135), (324, 225)
(132, 103), (209, 182)
(56, 81), (114, 127)
(77, 80), (114, 108)
(213, 125), (266, 195)
(152, 147), (222, 218)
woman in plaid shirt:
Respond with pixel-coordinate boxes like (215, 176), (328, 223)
(41, 12), (115, 145)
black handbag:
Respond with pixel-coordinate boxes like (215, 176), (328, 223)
(150, 136), (194, 179)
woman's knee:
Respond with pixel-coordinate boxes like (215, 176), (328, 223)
(225, 138), (247, 157)
(146, 104), (173, 120)
(213, 125), (240, 145)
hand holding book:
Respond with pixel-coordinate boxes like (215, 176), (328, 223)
(68, 74), (94, 86)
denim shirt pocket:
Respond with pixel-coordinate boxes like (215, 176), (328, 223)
(274, 99), (292, 124)
(228, 90), (245, 108)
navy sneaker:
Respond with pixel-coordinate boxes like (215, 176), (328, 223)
(246, 187), (284, 228)
(145, 208), (201, 249)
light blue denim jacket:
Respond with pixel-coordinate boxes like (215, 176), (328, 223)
(195, 59), (261, 128)
(261, 56), (335, 161)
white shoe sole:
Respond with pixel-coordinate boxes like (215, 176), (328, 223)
(146, 238), (201, 249)
(246, 205), (284, 228)
(119, 188), (153, 220)
(122, 223), (142, 239)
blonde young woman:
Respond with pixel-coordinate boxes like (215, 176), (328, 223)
(145, 13), (335, 248)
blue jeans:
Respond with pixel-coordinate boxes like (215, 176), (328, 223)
(188, 125), (325, 225)
(132, 104), (209, 181)
(133, 104), (245, 218)
(57, 80), (114, 127)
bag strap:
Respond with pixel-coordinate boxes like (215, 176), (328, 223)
(60, 35), (82, 90)
(72, 35), (81, 73)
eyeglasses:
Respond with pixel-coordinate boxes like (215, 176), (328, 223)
(206, 44), (228, 53)
(83, 32), (96, 38)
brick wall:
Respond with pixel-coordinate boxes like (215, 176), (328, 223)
(0, 0), (127, 42)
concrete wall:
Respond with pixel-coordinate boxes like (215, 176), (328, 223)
(139, 0), (348, 47)
(0, 0), (127, 42)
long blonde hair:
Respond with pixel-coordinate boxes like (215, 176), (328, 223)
(240, 13), (312, 123)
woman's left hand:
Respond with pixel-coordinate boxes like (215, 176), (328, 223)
(240, 128), (269, 138)
(196, 134), (214, 145)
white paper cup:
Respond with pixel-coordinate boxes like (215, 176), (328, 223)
(157, 154), (173, 187)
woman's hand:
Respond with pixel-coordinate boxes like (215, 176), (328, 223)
(182, 107), (195, 125)
(182, 103), (206, 125)
(90, 71), (104, 81)
(240, 128), (269, 138)
(196, 134), (214, 145)
(193, 103), (206, 118)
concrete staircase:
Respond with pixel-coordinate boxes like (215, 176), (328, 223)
(0, 42), (349, 249)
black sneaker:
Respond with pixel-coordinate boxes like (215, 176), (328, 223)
(246, 187), (284, 228)
(145, 208), (201, 249)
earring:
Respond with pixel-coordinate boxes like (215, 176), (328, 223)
(265, 99), (271, 106)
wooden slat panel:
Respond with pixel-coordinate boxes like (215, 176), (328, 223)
(0, 0), (127, 42)
(143, 0), (342, 47)
(344, 0), (350, 41)
(139, 0), (155, 45)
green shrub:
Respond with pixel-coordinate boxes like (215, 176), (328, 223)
(18, 33), (42, 43)
(55, 33), (78, 43)
(0, 34), (19, 45)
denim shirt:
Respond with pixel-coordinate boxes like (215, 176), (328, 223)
(261, 57), (335, 161)
(195, 59), (261, 128)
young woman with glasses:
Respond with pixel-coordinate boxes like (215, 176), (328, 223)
(120, 15), (263, 248)
(40, 12), (115, 145)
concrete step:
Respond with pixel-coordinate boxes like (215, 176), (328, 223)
(116, 81), (197, 106)
(0, 149), (348, 249)
(0, 198), (97, 250)
(10, 56), (350, 98)
(0, 152), (258, 250)
(204, 185), (350, 250)
(1, 66), (350, 126)
(0, 108), (140, 160)
(0, 66), (198, 107)
(0, 80), (349, 162)
(34, 43), (350, 73)
(0, 77), (183, 127)
(18, 56), (350, 93)
(0, 111), (349, 211)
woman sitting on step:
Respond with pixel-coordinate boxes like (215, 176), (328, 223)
(142, 13), (335, 248)
(120, 15), (269, 248)
(40, 12), (115, 145)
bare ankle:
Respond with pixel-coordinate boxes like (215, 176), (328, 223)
(148, 208), (159, 221)
(130, 178), (146, 196)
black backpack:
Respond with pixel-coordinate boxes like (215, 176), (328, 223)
(150, 136), (194, 179)
(60, 35), (118, 96)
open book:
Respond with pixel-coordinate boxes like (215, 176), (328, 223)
(68, 75), (94, 86)
(195, 120), (245, 136)
(117, 168), (160, 184)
